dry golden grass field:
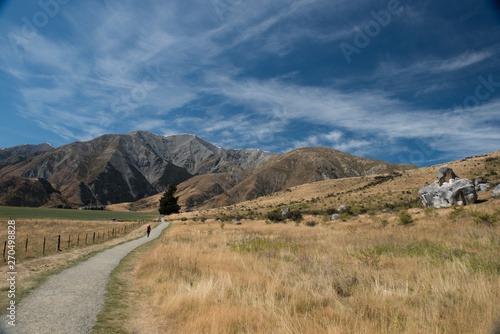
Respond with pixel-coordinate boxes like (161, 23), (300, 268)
(128, 199), (500, 334)
(113, 152), (500, 334)
(0, 218), (145, 262)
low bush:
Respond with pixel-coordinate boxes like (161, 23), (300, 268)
(398, 211), (413, 225)
(471, 211), (498, 226)
(267, 210), (284, 222)
(284, 210), (303, 222)
(339, 212), (352, 221)
(326, 208), (338, 215)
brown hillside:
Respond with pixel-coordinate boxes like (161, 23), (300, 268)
(203, 149), (500, 216)
(0, 132), (276, 207)
(0, 176), (72, 208)
(199, 146), (416, 208)
(112, 146), (418, 212)
(122, 150), (498, 217)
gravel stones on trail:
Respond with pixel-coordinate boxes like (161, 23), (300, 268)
(1, 222), (168, 334)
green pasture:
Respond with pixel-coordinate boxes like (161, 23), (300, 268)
(0, 206), (160, 221)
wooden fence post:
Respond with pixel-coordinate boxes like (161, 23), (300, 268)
(68, 235), (71, 248)
(77, 234), (80, 247)
(93, 232), (95, 244)
(57, 235), (61, 251)
(85, 233), (88, 245)
(25, 238), (28, 256)
(43, 237), (46, 255)
(3, 241), (6, 261)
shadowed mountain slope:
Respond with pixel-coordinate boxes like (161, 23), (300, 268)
(0, 131), (277, 206)
(117, 146), (417, 211)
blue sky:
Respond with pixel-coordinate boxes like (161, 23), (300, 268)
(0, 0), (499, 167)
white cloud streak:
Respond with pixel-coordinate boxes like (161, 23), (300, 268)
(0, 0), (498, 163)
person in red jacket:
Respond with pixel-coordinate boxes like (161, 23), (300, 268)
(146, 225), (151, 238)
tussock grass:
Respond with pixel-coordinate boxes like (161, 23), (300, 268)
(0, 219), (144, 262)
(0, 206), (158, 221)
(132, 200), (500, 333)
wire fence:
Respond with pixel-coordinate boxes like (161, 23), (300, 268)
(2, 221), (147, 263)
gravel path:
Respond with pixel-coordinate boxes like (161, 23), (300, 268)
(1, 222), (169, 334)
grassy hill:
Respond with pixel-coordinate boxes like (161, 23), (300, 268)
(114, 150), (499, 219)
(217, 150), (500, 218)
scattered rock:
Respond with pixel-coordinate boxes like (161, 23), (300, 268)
(338, 205), (348, 213)
(418, 166), (477, 208)
(331, 214), (340, 221)
(281, 208), (290, 216)
(474, 178), (491, 192)
(234, 221), (242, 225)
(492, 185), (500, 199)
(476, 182), (490, 192)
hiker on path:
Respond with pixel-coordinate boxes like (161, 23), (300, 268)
(146, 225), (151, 237)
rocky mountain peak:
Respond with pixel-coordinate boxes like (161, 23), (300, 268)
(0, 132), (277, 206)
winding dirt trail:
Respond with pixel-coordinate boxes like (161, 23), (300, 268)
(1, 222), (169, 334)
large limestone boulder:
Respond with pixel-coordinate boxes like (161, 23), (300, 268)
(492, 184), (500, 199)
(418, 166), (477, 208)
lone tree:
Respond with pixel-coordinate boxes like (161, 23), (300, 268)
(159, 183), (181, 215)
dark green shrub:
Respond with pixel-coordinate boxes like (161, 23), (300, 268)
(326, 208), (338, 215)
(267, 210), (284, 222)
(284, 210), (303, 222)
(398, 211), (413, 225)
(471, 211), (497, 226)
(339, 212), (352, 221)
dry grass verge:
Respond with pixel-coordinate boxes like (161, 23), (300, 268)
(0, 219), (147, 262)
(92, 224), (170, 334)
(132, 200), (500, 333)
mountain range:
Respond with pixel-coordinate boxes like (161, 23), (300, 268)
(0, 131), (416, 209)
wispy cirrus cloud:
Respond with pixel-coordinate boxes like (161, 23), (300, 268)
(199, 74), (500, 156)
(0, 0), (499, 166)
(375, 50), (494, 79)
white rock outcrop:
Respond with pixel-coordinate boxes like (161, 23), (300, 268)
(492, 184), (500, 199)
(418, 166), (477, 208)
